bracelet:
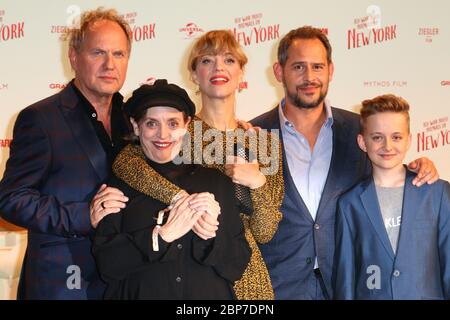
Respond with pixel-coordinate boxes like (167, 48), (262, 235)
(152, 225), (161, 252)
(156, 208), (169, 225)
(170, 190), (185, 205)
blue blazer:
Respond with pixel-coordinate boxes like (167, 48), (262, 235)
(0, 83), (112, 299)
(334, 170), (450, 299)
(251, 106), (371, 299)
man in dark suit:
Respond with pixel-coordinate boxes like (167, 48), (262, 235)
(0, 8), (130, 299)
(251, 26), (438, 299)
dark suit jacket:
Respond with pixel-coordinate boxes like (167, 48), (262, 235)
(251, 105), (371, 299)
(334, 170), (450, 300)
(0, 83), (116, 299)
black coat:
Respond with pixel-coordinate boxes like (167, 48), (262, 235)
(93, 160), (251, 300)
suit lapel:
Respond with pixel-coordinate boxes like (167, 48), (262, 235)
(316, 110), (350, 221)
(360, 178), (395, 260)
(59, 84), (108, 182)
(393, 171), (418, 260)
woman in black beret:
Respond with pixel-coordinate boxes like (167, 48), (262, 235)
(92, 79), (250, 299)
(113, 31), (283, 299)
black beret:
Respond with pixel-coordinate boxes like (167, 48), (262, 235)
(124, 79), (196, 118)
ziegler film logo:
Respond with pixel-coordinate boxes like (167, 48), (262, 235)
(179, 22), (204, 39)
(0, 9), (25, 43)
(417, 116), (450, 152)
(418, 27), (439, 43)
(441, 80), (450, 87)
(0, 83), (8, 90)
(51, 5), (80, 40)
(0, 139), (12, 148)
(347, 5), (397, 50)
(231, 12), (280, 47)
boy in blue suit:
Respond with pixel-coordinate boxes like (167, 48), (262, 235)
(333, 94), (450, 299)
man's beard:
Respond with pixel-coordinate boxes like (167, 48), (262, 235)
(284, 80), (328, 109)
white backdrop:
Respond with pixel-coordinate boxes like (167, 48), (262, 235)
(0, 0), (449, 299)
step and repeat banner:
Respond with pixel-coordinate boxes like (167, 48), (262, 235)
(0, 0), (449, 299)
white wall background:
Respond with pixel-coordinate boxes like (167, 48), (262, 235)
(0, 0), (449, 299)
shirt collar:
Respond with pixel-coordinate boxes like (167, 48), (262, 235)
(278, 98), (334, 132)
(70, 80), (124, 118)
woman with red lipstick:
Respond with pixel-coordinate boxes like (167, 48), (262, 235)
(92, 79), (250, 299)
(113, 31), (283, 299)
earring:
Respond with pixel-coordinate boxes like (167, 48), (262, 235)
(191, 77), (200, 95)
(238, 79), (247, 93)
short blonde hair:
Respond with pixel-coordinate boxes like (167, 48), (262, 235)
(360, 94), (410, 133)
(67, 7), (132, 53)
(187, 30), (247, 73)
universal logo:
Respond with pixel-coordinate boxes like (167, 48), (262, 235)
(179, 22), (204, 39)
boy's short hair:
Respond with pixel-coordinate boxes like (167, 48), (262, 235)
(360, 94), (410, 133)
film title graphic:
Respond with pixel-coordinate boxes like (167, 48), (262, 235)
(0, 9), (25, 43)
(417, 116), (449, 152)
(122, 11), (156, 42)
(51, 6), (155, 42)
(231, 12), (280, 46)
(347, 5), (397, 49)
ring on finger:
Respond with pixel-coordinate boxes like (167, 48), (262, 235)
(101, 201), (106, 210)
